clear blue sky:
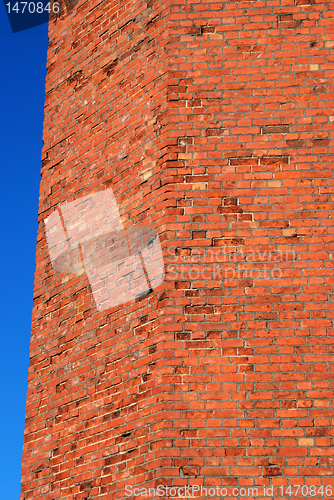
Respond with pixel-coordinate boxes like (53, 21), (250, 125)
(0, 5), (48, 499)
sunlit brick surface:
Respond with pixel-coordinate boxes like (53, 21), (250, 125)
(21, 0), (334, 498)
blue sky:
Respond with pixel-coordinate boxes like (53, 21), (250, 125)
(0, 5), (48, 499)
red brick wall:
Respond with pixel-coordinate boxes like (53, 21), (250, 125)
(21, 0), (334, 498)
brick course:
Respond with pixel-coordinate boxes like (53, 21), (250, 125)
(21, 0), (334, 498)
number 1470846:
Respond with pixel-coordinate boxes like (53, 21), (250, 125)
(5, 2), (59, 14)
(280, 485), (333, 497)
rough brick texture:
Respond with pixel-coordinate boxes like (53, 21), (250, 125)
(21, 0), (334, 498)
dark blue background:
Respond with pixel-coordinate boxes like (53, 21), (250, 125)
(3, 0), (50, 33)
(0, 3), (48, 498)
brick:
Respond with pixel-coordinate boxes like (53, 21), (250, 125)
(299, 438), (314, 446)
(205, 128), (226, 136)
(261, 125), (290, 134)
(200, 468), (230, 476)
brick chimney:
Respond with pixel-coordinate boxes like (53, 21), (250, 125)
(21, 0), (334, 498)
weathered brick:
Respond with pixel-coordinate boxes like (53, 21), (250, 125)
(261, 125), (290, 134)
